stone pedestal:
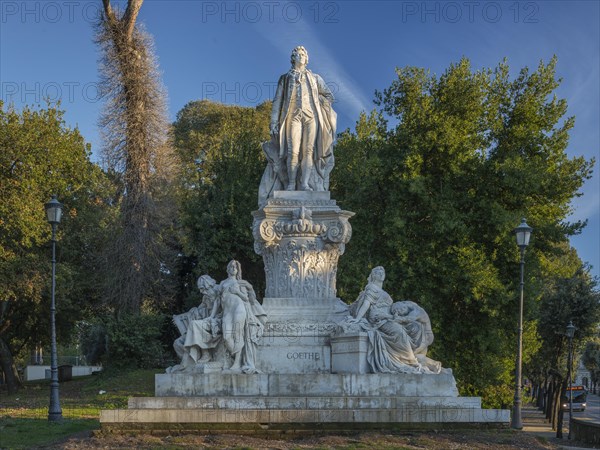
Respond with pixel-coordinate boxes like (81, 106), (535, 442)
(252, 191), (354, 373)
(252, 191), (354, 301)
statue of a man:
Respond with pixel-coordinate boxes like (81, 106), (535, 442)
(259, 46), (337, 203)
(167, 275), (221, 372)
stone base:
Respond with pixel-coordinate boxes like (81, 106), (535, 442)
(100, 373), (509, 430)
(101, 354), (508, 431)
(101, 407), (509, 427)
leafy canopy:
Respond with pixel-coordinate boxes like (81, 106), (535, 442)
(332, 57), (594, 406)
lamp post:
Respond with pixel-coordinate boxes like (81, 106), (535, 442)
(566, 320), (576, 440)
(511, 218), (532, 429)
(45, 195), (63, 422)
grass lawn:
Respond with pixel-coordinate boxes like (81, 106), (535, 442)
(0, 368), (159, 449)
(0, 417), (98, 449)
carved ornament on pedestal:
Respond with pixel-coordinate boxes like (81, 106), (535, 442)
(253, 200), (354, 300)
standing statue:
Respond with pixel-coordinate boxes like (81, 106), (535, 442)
(219, 260), (267, 373)
(168, 275), (221, 372)
(259, 45), (337, 205)
(345, 266), (442, 374)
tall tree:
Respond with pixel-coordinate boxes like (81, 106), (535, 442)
(332, 57), (594, 406)
(0, 102), (114, 393)
(97, 0), (173, 314)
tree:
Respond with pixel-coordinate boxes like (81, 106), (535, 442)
(97, 0), (174, 314)
(0, 102), (114, 393)
(531, 266), (600, 432)
(582, 340), (600, 393)
(173, 100), (270, 304)
(331, 57), (594, 406)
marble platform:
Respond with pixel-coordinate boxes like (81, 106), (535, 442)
(99, 373), (509, 431)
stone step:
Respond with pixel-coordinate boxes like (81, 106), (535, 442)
(156, 372), (459, 397)
(129, 396), (482, 410)
(101, 407), (509, 426)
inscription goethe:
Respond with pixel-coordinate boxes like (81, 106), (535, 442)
(287, 352), (320, 360)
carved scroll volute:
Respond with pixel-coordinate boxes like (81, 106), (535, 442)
(325, 217), (352, 244)
(255, 219), (280, 245)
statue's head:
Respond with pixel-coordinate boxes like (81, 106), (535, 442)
(291, 46), (308, 67)
(392, 302), (410, 316)
(368, 266), (385, 284)
(227, 260), (242, 280)
(197, 274), (216, 293)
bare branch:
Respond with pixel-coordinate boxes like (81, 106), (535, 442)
(123, 0), (144, 40)
(102, 0), (115, 22)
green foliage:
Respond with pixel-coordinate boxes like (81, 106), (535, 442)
(582, 339), (600, 388)
(331, 57), (595, 405)
(461, 382), (514, 409)
(104, 313), (168, 368)
(0, 102), (116, 388)
(532, 268), (600, 380)
(173, 100), (270, 295)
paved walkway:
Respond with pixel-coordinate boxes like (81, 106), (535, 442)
(521, 403), (595, 449)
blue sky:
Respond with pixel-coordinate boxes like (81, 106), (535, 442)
(1, 0), (599, 277)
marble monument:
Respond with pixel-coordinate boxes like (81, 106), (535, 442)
(100, 47), (509, 431)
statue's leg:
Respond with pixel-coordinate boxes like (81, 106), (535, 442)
(222, 313), (235, 354)
(228, 305), (247, 370)
(230, 350), (243, 370)
(286, 114), (302, 190)
(300, 115), (316, 190)
(173, 336), (185, 360)
(198, 349), (211, 362)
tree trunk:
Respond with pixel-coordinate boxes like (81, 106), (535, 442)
(0, 336), (21, 394)
(545, 382), (553, 420)
(536, 379), (546, 409)
(554, 379), (566, 437)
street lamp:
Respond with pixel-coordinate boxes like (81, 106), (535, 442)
(566, 320), (576, 440)
(511, 218), (532, 429)
(45, 195), (63, 422)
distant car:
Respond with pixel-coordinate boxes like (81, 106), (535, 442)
(561, 385), (587, 411)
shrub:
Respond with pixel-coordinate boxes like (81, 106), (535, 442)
(104, 313), (168, 368)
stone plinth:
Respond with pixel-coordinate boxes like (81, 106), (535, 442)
(331, 332), (369, 374)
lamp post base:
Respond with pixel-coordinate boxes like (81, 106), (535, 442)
(48, 411), (63, 422)
(510, 403), (523, 429)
